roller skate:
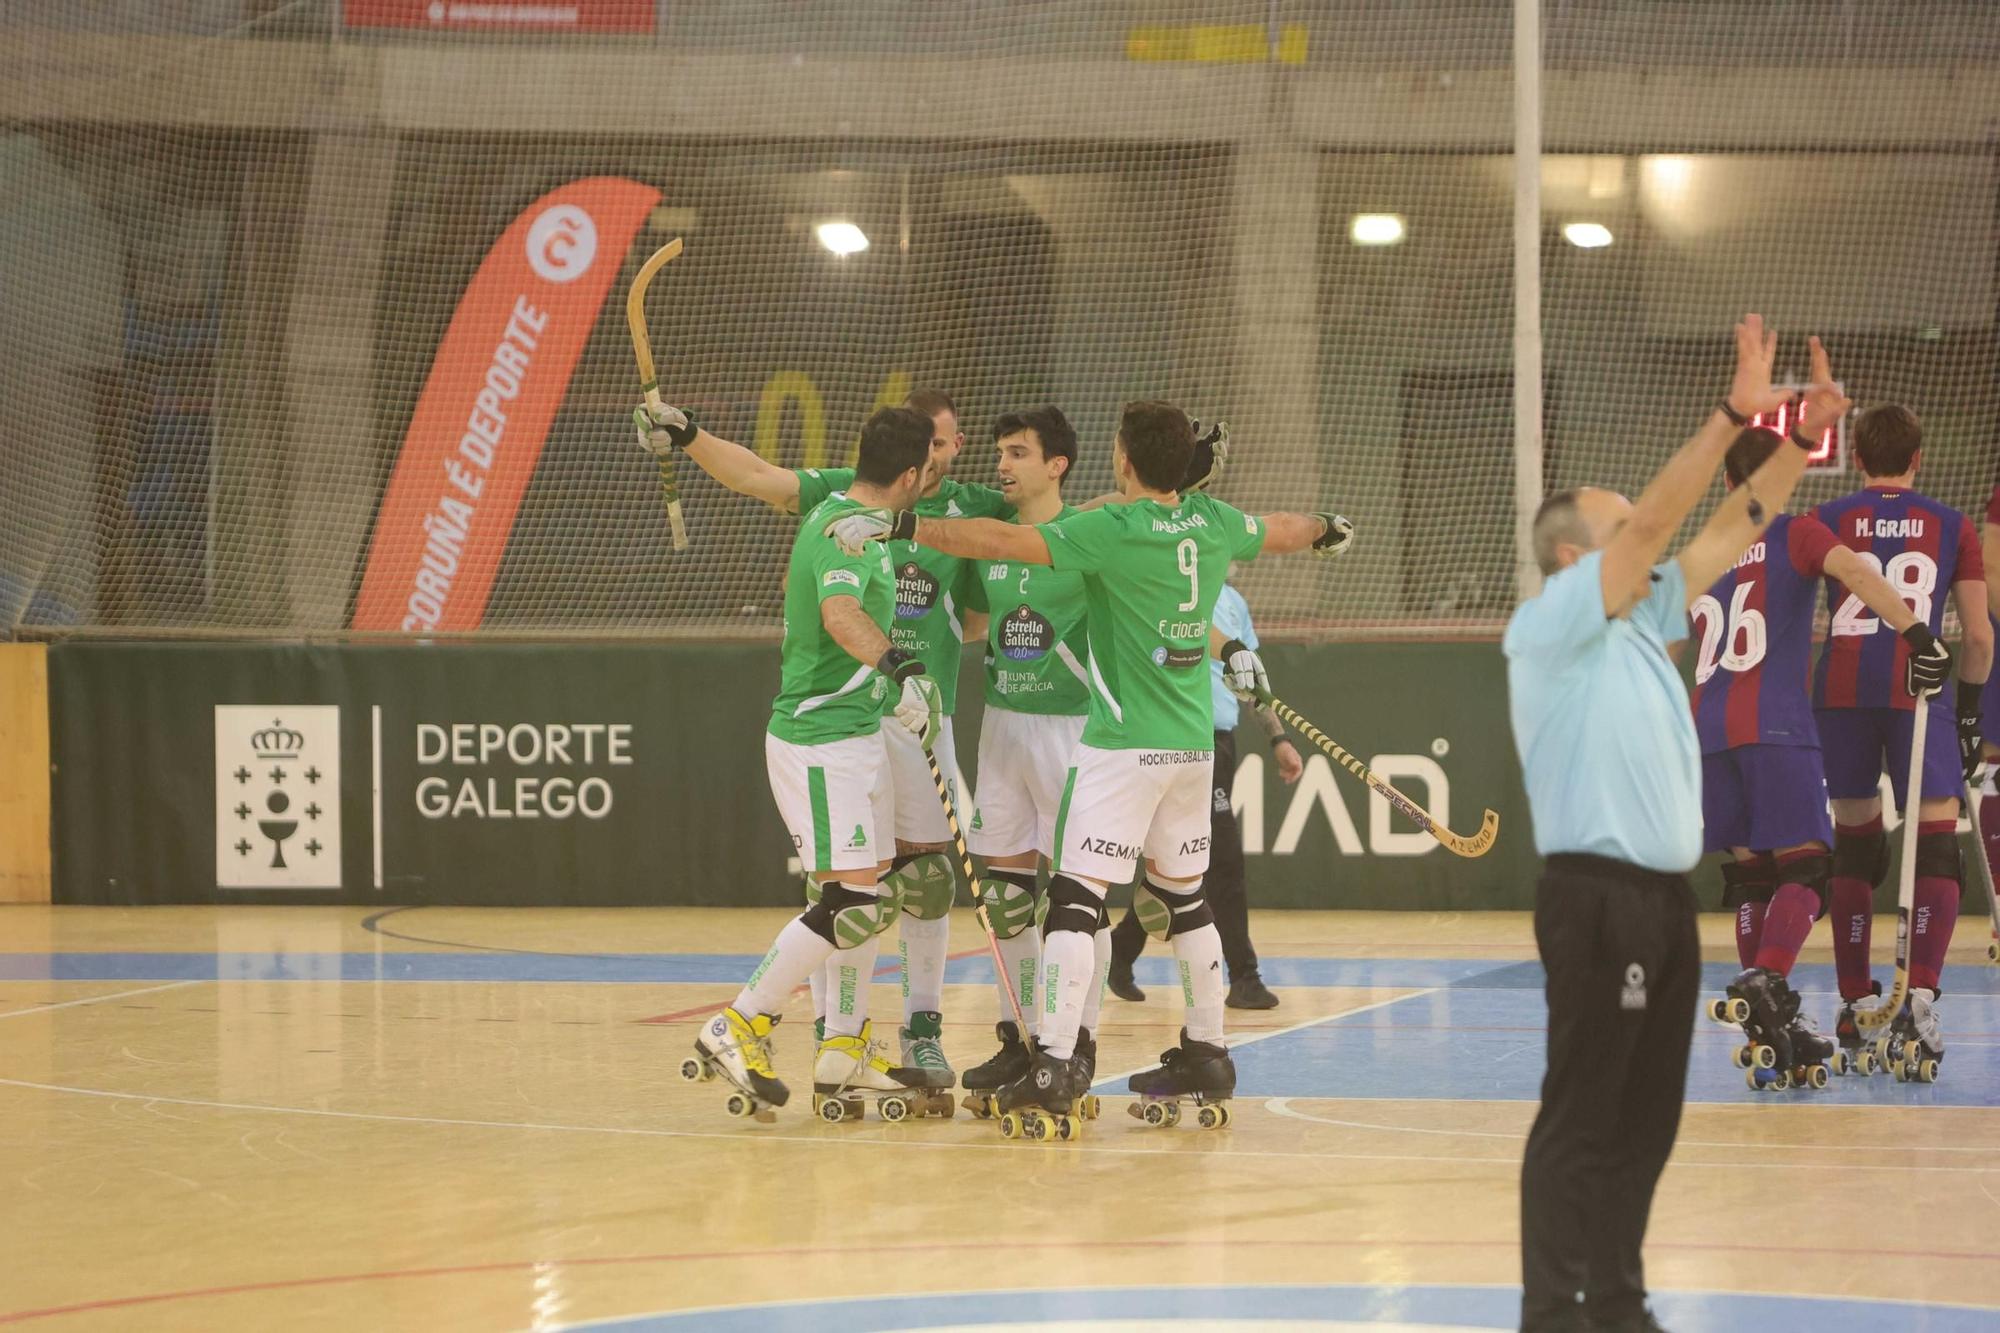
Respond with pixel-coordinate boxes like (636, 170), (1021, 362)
(1072, 1028), (1103, 1121)
(1126, 1029), (1235, 1129)
(961, 1021), (1030, 1118)
(895, 1010), (956, 1117)
(1707, 967), (1799, 1090)
(811, 1021), (927, 1123)
(1831, 982), (1882, 1076)
(682, 1006), (788, 1122)
(993, 1048), (1087, 1142)
(1889, 988), (1944, 1084)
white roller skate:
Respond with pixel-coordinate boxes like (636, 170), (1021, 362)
(682, 1007), (788, 1122)
(812, 1021), (927, 1123)
(896, 1009), (957, 1117)
(1890, 988), (1945, 1084)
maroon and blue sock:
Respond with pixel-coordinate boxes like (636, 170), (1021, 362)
(1830, 817), (1881, 1002)
(1751, 850), (1823, 976)
(1909, 819), (1961, 992)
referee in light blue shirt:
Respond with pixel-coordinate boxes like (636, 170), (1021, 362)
(1505, 317), (1847, 1333)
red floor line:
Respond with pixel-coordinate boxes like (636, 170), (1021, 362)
(635, 948), (990, 1025)
(3, 1235), (1994, 1325)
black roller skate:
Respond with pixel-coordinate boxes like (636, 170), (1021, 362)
(1073, 1028), (1103, 1121)
(1888, 988), (1945, 1084)
(1707, 967), (1799, 1090)
(1774, 983), (1834, 1091)
(1127, 1028), (1235, 1129)
(993, 1048), (1088, 1142)
(1831, 981), (1883, 1076)
(961, 1021), (1031, 1118)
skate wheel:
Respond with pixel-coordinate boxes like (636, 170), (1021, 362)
(817, 1096), (847, 1123)
(1831, 1051), (1851, 1076)
(1732, 1045), (1754, 1070)
(880, 1097), (909, 1122)
(1164, 1103), (1183, 1127)
(1705, 999), (1728, 1024)
(1919, 1058), (1940, 1083)
(1744, 1067), (1762, 1090)
(999, 1112), (1022, 1139)
(1724, 997), (1750, 1024)
(1872, 1036), (1894, 1067)
(1770, 1070), (1791, 1092)
(1053, 1115), (1079, 1141)
(1025, 1115), (1050, 1142)
(1987, 939), (1998, 963)
(933, 1093), (956, 1119)
(725, 1091), (754, 1119)
(1753, 1044), (1777, 1070)
(1141, 1101), (1169, 1127)
(1894, 1058), (1913, 1084)
(1805, 1064), (1829, 1090)
(680, 1057), (705, 1082)
(962, 1094), (995, 1119)
(1078, 1094), (1101, 1121)
(1858, 1050), (1879, 1076)
(1217, 1103), (1232, 1128)
(1196, 1104), (1226, 1130)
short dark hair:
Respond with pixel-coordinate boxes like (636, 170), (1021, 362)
(1116, 400), (1193, 492)
(1530, 489), (1588, 576)
(904, 387), (958, 425)
(853, 406), (933, 487)
(992, 405), (1078, 476)
(1853, 403), (1922, 478)
(1723, 427), (1785, 487)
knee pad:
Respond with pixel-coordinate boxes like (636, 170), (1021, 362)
(1135, 876), (1214, 941)
(1833, 827), (1890, 889)
(1718, 859), (1774, 910)
(1916, 830), (1962, 882)
(1043, 874), (1103, 936)
(887, 851), (955, 921)
(800, 882), (889, 948)
(976, 869), (1040, 940)
(802, 874), (820, 908)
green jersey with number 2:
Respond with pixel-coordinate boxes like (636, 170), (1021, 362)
(1036, 494), (1266, 751)
(795, 468), (1012, 714)
(967, 505), (1091, 717)
(767, 494), (896, 745)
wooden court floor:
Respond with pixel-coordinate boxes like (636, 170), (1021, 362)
(1, 906), (1996, 1331)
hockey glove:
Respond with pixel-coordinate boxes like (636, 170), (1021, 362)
(1310, 513), (1355, 558)
(823, 507), (916, 556)
(1220, 639), (1269, 703)
(633, 401), (699, 456)
(1181, 419), (1230, 494)
(880, 649), (942, 749)
(1957, 679), (1984, 784)
(1902, 623), (1952, 696)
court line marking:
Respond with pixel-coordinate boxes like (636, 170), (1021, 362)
(1093, 986), (1442, 1087)
(0, 980), (199, 1020)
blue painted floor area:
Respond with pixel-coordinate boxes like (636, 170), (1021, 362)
(561, 1282), (2000, 1331)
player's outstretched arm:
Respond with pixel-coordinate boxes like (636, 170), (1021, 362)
(636, 403), (802, 512)
(823, 510), (1054, 565)
(1673, 334), (1847, 606)
(1256, 512), (1354, 557)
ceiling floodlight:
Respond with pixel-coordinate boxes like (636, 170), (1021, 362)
(814, 220), (870, 256)
(1349, 213), (1406, 246)
(1562, 221), (1614, 249)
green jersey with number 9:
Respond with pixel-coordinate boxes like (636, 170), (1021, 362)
(767, 494), (896, 745)
(1035, 494), (1266, 751)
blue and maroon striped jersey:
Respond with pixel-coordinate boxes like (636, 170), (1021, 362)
(1811, 485), (1984, 711)
(1692, 513), (1840, 753)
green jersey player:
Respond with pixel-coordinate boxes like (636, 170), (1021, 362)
(825, 400), (1354, 1129)
(641, 388), (1005, 1093)
(639, 405), (941, 1119)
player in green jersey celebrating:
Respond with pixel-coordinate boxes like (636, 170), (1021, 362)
(825, 401), (1353, 1128)
(640, 389), (1004, 1095)
(649, 405), (940, 1118)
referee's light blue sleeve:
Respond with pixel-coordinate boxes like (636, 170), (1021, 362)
(1502, 551), (1609, 661)
(1215, 587), (1256, 650)
(1636, 560), (1690, 645)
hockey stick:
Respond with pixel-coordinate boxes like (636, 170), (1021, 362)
(1963, 774), (2000, 966)
(1856, 686), (1936, 1033)
(918, 739), (1033, 1034)
(625, 238), (689, 550)
(1259, 692), (1500, 859)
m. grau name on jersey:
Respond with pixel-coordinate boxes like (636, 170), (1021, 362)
(413, 721), (634, 820)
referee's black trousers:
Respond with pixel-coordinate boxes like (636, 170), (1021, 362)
(1520, 853), (1699, 1332)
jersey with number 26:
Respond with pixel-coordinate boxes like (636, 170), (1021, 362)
(1036, 494), (1266, 752)
(1811, 485), (1984, 712)
(1691, 513), (1840, 754)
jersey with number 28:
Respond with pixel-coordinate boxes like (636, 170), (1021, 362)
(1036, 494), (1266, 751)
(1811, 485), (1983, 712)
(1691, 513), (1840, 753)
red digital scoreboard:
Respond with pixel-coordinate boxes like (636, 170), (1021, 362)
(1750, 384), (1846, 471)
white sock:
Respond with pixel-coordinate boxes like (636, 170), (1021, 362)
(808, 965), (825, 1024)
(1079, 924), (1112, 1034)
(824, 934), (880, 1039)
(898, 912), (950, 1016)
(1038, 929), (1095, 1059)
(735, 916), (837, 1018)
(1173, 922), (1227, 1045)
(994, 927), (1040, 1035)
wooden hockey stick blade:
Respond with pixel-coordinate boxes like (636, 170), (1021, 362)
(1961, 777), (2000, 966)
(628, 240), (690, 550)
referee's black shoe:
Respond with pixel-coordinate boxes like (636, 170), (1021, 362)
(1591, 1306), (1669, 1332)
(1226, 972), (1278, 1010)
(1107, 958), (1144, 1002)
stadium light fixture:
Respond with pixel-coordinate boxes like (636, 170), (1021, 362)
(1562, 221), (1614, 250)
(1349, 213), (1406, 246)
(814, 220), (870, 256)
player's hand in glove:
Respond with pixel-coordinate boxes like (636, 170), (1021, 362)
(1956, 680), (1984, 784)
(1181, 419), (1229, 494)
(633, 401), (699, 456)
(1902, 623), (1952, 697)
(1310, 513), (1355, 558)
(879, 649), (941, 749)
(824, 507), (916, 556)
(1220, 638), (1269, 703)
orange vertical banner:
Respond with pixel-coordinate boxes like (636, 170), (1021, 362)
(353, 177), (662, 632)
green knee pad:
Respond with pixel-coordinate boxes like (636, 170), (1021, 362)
(807, 875), (897, 940)
(802, 875), (821, 908)
(1134, 881), (1172, 941)
(888, 852), (956, 921)
(977, 875), (1040, 940)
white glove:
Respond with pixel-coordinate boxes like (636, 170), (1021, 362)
(632, 401), (697, 458)
(1219, 638), (1269, 703)
(823, 507), (914, 556)
(893, 672), (943, 748)
(1311, 513), (1355, 558)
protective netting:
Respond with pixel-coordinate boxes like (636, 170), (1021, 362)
(2, 2), (1996, 637)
